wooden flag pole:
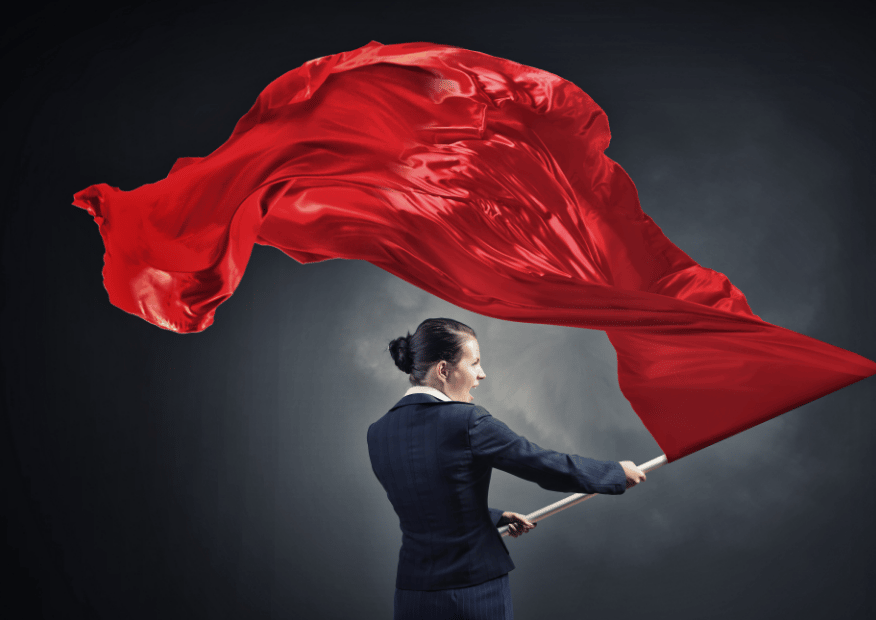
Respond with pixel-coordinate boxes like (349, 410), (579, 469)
(498, 454), (668, 537)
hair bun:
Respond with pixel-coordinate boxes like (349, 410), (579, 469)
(389, 334), (414, 374)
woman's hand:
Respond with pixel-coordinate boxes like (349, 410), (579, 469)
(500, 512), (537, 538)
(619, 460), (646, 488)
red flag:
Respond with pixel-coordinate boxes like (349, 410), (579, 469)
(73, 40), (875, 460)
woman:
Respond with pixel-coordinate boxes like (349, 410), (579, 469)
(367, 318), (646, 619)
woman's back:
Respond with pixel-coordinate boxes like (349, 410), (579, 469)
(367, 393), (514, 590)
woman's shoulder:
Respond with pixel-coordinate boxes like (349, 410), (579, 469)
(413, 399), (489, 425)
(443, 401), (493, 425)
(438, 400), (488, 413)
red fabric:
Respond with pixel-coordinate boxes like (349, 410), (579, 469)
(73, 40), (875, 460)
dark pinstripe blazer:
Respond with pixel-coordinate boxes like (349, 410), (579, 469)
(367, 393), (627, 591)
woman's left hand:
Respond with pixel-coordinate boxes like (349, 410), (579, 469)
(501, 512), (537, 538)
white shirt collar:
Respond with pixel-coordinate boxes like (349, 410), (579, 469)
(404, 385), (452, 402)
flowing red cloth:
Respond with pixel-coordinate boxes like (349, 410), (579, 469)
(73, 40), (875, 460)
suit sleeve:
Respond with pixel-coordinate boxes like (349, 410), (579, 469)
(488, 507), (505, 526)
(469, 406), (627, 495)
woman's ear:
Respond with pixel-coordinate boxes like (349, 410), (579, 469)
(436, 360), (448, 381)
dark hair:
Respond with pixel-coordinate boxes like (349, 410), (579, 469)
(388, 318), (477, 386)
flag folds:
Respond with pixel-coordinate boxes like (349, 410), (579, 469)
(73, 40), (875, 460)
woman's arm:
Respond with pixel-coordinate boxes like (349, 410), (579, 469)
(469, 406), (628, 495)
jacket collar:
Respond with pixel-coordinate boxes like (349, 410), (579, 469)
(404, 386), (451, 401)
(388, 386), (452, 411)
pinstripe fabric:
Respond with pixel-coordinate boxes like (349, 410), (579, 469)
(367, 393), (627, 593)
(368, 395), (515, 590)
(394, 574), (513, 620)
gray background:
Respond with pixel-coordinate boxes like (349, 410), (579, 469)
(3, 1), (874, 618)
